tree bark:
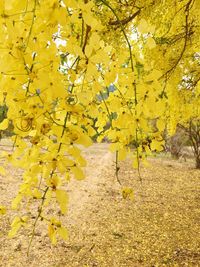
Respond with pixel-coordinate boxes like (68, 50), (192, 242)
(195, 156), (200, 169)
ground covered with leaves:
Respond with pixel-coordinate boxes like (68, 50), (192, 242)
(0, 143), (200, 266)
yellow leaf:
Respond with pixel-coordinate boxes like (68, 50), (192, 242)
(57, 226), (68, 240)
(146, 37), (156, 49)
(138, 19), (155, 33)
(48, 224), (57, 245)
(68, 146), (81, 158)
(44, 190), (52, 206)
(8, 222), (21, 238)
(32, 188), (42, 199)
(65, 171), (70, 181)
(8, 216), (28, 238)
(64, 0), (78, 8)
(55, 189), (68, 214)
(118, 148), (127, 161)
(48, 175), (61, 189)
(76, 156), (87, 167)
(132, 158), (139, 169)
(122, 188), (134, 200)
(150, 139), (164, 151)
(137, 19), (149, 33)
(72, 166), (85, 180)
(68, 146), (87, 166)
(0, 119), (9, 130)
(145, 69), (162, 81)
(11, 194), (22, 210)
(0, 205), (6, 215)
(157, 119), (166, 132)
(76, 134), (92, 147)
(110, 142), (122, 153)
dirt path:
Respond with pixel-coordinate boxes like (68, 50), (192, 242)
(67, 143), (117, 223)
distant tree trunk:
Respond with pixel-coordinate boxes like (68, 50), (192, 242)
(189, 121), (200, 169)
(196, 156), (200, 169)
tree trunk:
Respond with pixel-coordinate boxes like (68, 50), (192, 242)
(195, 156), (200, 169)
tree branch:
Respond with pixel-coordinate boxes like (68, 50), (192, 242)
(109, 9), (141, 26)
(160, 0), (194, 81)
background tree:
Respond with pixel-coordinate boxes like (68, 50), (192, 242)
(178, 119), (200, 168)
